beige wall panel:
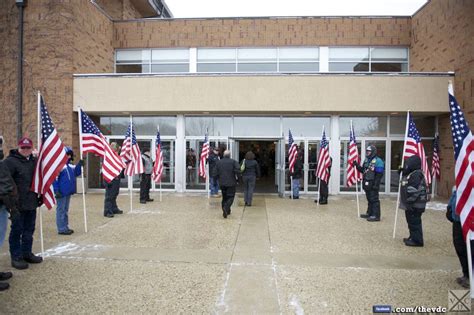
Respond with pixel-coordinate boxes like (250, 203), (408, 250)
(74, 75), (450, 114)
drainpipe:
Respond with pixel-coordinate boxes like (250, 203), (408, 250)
(16, 0), (26, 141)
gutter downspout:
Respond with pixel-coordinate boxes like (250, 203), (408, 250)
(16, 0), (26, 141)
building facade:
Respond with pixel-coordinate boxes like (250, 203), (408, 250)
(1, 0), (473, 196)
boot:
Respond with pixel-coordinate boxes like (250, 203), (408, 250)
(23, 253), (43, 264)
(0, 282), (9, 291)
(11, 258), (28, 270)
(0, 272), (12, 281)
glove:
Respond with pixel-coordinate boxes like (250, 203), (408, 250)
(37, 196), (44, 207)
(55, 191), (62, 199)
(352, 160), (358, 167)
(9, 207), (20, 222)
(77, 159), (84, 167)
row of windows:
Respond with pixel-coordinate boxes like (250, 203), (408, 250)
(98, 115), (435, 138)
(115, 47), (409, 74)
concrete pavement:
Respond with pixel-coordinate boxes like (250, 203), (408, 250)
(0, 193), (462, 314)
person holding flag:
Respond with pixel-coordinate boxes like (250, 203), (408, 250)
(315, 128), (331, 205)
(140, 150), (154, 204)
(346, 121), (362, 214)
(287, 130), (299, 199)
(104, 142), (123, 217)
(353, 145), (384, 221)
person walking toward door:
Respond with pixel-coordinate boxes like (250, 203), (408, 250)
(216, 150), (240, 218)
(241, 151), (260, 206)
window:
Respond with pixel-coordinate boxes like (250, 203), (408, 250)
(340, 117), (387, 137)
(237, 48), (277, 72)
(370, 47), (408, 72)
(185, 116), (232, 136)
(278, 47), (319, 72)
(282, 117), (330, 137)
(115, 50), (151, 73)
(329, 48), (369, 72)
(197, 48), (236, 72)
(151, 49), (189, 73)
(233, 117), (281, 137)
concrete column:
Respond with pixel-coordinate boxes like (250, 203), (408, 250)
(330, 115), (340, 194)
(175, 115), (185, 192)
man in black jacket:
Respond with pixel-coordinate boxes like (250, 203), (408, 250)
(4, 137), (43, 270)
(400, 155), (427, 247)
(0, 145), (18, 290)
(215, 150), (240, 218)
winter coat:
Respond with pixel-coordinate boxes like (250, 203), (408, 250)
(0, 160), (17, 210)
(446, 191), (459, 222)
(53, 162), (82, 197)
(3, 149), (39, 211)
(290, 159), (303, 179)
(400, 155), (427, 211)
(356, 155), (384, 191)
(216, 157), (241, 187)
(142, 153), (153, 175)
(242, 159), (261, 178)
(208, 153), (220, 177)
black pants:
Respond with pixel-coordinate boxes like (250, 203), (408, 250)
(453, 221), (474, 278)
(405, 209), (424, 244)
(9, 209), (36, 260)
(364, 188), (380, 219)
(221, 186), (236, 215)
(104, 177), (120, 215)
(319, 179), (329, 202)
(140, 174), (152, 202)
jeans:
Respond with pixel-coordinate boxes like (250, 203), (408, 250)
(292, 178), (300, 198)
(243, 175), (256, 205)
(0, 205), (8, 249)
(56, 195), (71, 233)
(210, 176), (219, 195)
(104, 178), (121, 215)
(9, 209), (37, 259)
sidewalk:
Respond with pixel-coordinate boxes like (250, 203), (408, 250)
(0, 193), (460, 313)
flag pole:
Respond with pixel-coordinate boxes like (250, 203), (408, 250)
(290, 176), (293, 199)
(129, 115), (133, 213)
(206, 163), (210, 199)
(159, 181), (162, 202)
(393, 111), (410, 239)
(431, 132), (438, 200)
(355, 179), (360, 217)
(37, 91), (45, 257)
(467, 231), (474, 298)
(351, 120), (361, 217)
(77, 107), (88, 233)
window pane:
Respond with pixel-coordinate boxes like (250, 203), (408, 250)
(151, 64), (189, 73)
(186, 140), (204, 190)
(116, 64), (150, 73)
(132, 116), (176, 136)
(279, 62), (319, 72)
(116, 50), (150, 63)
(390, 115), (435, 137)
(340, 140), (362, 191)
(197, 63), (236, 72)
(390, 140), (403, 192)
(233, 117), (281, 137)
(109, 117), (129, 135)
(328, 62), (369, 72)
(371, 47), (408, 61)
(238, 48), (277, 61)
(152, 49), (189, 62)
(279, 47), (319, 60)
(237, 63), (277, 72)
(329, 48), (369, 61)
(283, 117), (330, 137)
(340, 117), (387, 137)
(197, 48), (236, 62)
(371, 63), (405, 72)
(185, 117), (232, 136)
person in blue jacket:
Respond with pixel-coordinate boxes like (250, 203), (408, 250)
(53, 147), (82, 235)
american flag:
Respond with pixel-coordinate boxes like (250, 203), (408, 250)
(432, 133), (440, 180)
(152, 127), (164, 183)
(315, 128), (331, 183)
(199, 133), (209, 178)
(32, 95), (68, 209)
(346, 123), (362, 187)
(403, 113), (432, 185)
(80, 109), (125, 183)
(288, 130), (298, 174)
(449, 92), (474, 240)
(120, 122), (144, 176)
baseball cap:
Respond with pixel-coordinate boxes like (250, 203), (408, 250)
(18, 137), (33, 148)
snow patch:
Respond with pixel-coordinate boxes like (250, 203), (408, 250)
(426, 202), (448, 211)
(290, 295), (305, 315)
(128, 210), (161, 215)
(42, 242), (106, 257)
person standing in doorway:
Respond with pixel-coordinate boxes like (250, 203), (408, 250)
(290, 151), (303, 200)
(353, 145), (384, 222)
(140, 150), (154, 204)
(241, 151), (260, 206)
(186, 148), (197, 186)
(53, 146), (83, 235)
(4, 137), (43, 270)
(216, 150), (240, 218)
(208, 147), (220, 197)
(103, 142), (123, 218)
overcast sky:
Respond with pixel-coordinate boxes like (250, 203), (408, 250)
(165, 0), (428, 18)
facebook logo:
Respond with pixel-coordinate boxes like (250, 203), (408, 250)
(373, 305), (392, 313)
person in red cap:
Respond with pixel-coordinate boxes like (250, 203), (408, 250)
(3, 137), (43, 270)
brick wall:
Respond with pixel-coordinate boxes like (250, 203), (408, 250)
(95, 0), (144, 20)
(411, 0), (474, 197)
(0, 1), (19, 153)
(113, 17), (411, 48)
